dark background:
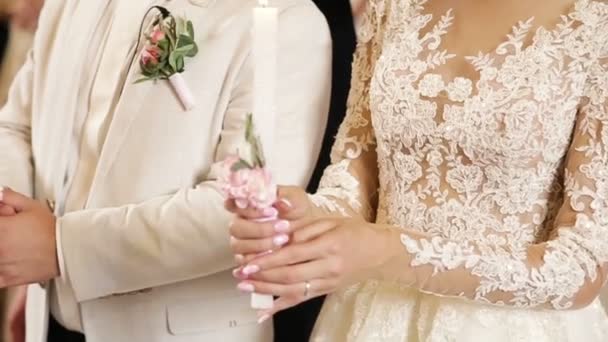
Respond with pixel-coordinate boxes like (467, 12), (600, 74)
(0, 21), (8, 63)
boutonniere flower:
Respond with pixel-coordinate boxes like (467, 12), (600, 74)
(137, 7), (199, 110)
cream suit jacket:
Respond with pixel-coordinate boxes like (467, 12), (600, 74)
(0, 0), (331, 341)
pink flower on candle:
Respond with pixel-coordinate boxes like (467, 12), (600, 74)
(245, 168), (277, 209)
(220, 155), (241, 177)
(218, 153), (277, 210)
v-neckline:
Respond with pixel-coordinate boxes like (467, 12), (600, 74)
(415, 0), (583, 61)
(393, 0), (587, 104)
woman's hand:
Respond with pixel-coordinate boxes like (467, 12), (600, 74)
(243, 218), (396, 319)
(225, 185), (314, 263)
(227, 189), (398, 319)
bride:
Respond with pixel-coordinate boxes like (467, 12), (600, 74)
(227, 0), (608, 340)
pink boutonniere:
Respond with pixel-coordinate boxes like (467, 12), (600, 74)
(137, 6), (199, 110)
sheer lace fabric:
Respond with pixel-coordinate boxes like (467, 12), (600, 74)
(311, 0), (608, 340)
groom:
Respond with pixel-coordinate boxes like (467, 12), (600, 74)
(0, 0), (330, 341)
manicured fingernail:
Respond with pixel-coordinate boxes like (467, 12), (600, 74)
(232, 268), (244, 279)
(237, 282), (255, 293)
(263, 207), (278, 218)
(230, 236), (237, 245)
(235, 254), (245, 263)
(257, 313), (271, 324)
(242, 264), (260, 275)
(274, 220), (290, 233)
(273, 234), (289, 247)
(0, 187), (4, 201)
(236, 200), (248, 209)
(279, 199), (292, 208)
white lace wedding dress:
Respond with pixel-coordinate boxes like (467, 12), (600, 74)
(309, 0), (608, 340)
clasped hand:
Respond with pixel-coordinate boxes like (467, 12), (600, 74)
(0, 187), (58, 287)
(226, 186), (394, 319)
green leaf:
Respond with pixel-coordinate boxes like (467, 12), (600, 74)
(187, 20), (195, 39)
(165, 18), (177, 49)
(168, 53), (178, 73)
(174, 44), (194, 54)
(158, 39), (169, 52)
(243, 113), (266, 167)
(134, 77), (151, 84)
(254, 139), (266, 167)
(176, 55), (185, 73)
(231, 159), (253, 172)
(185, 43), (198, 57)
(177, 34), (194, 48)
(245, 114), (255, 142)
(159, 50), (169, 63)
(166, 30), (176, 50)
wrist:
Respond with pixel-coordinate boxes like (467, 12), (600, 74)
(38, 216), (59, 288)
(308, 193), (350, 219)
(371, 224), (416, 283)
(307, 194), (325, 219)
(362, 224), (398, 280)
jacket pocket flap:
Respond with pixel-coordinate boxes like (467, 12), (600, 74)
(166, 292), (257, 335)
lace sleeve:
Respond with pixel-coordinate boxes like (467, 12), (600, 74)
(378, 52), (608, 310)
(309, 2), (385, 221)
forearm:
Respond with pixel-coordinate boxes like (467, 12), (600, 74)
(59, 182), (234, 302)
(0, 42), (34, 196)
(309, 157), (379, 221)
(373, 221), (604, 311)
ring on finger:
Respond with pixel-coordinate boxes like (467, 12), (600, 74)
(303, 281), (311, 298)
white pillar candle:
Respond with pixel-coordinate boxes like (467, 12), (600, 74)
(252, 0), (278, 169)
(251, 0), (278, 310)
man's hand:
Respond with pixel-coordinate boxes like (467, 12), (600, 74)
(0, 204), (25, 342)
(4, 285), (26, 342)
(0, 187), (58, 287)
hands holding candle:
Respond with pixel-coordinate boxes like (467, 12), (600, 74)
(225, 186), (398, 322)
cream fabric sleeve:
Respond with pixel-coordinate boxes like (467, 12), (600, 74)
(309, 3), (384, 221)
(386, 51), (608, 310)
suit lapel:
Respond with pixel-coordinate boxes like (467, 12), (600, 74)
(41, 0), (107, 205)
(88, 1), (214, 201)
(85, 2), (160, 200)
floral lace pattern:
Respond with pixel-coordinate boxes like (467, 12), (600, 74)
(312, 0), (608, 328)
